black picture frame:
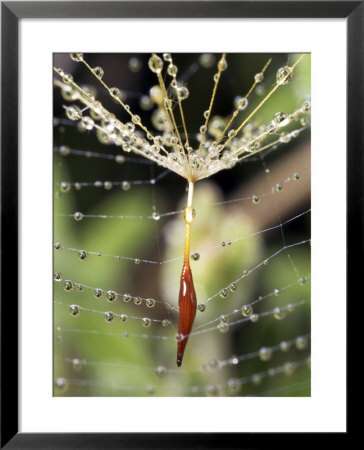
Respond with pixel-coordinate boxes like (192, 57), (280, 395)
(1, 1), (358, 448)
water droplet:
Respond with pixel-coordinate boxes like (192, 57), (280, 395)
(300, 117), (309, 126)
(208, 359), (218, 369)
(120, 314), (127, 322)
(279, 132), (291, 144)
(148, 55), (163, 74)
(218, 322), (229, 333)
(219, 288), (229, 298)
(59, 145), (71, 156)
(146, 385), (155, 395)
(295, 336), (308, 350)
(128, 57), (142, 72)
(60, 181), (71, 193)
(283, 361), (296, 376)
(249, 141), (260, 152)
(259, 347), (273, 361)
(73, 211), (84, 221)
(54, 242), (63, 251)
(241, 305), (253, 317)
(254, 72), (264, 83)
(104, 311), (115, 322)
(236, 97), (248, 111)
(219, 314), (228, 323)
(70, 53), (83, 62)
(76, 283), (84, 292)
(92, 66), (104, 79)
(227, 378), (240, 394)
(206, 384), (219, 396)
(140, 95), (153, 111)
(107, 290), (116, 302)
(287, 303), (295, 313)
(66, 105), (82, 121)
(229, 282), (237, 292)
(256, 85), (265, 96)
(69, 304), (80, 317)
(109, 87), (120, 98)
(122, 293), (131, 303)
(78, 250), (87, 261)
(146, 298), (155, 308)
(217, 58), (228, 72)
(94, 288), (103, 299)
(273, 307), (286, 320)
(199, 53), (216, 68)
(252, 374), (263, 385)
(81, 116), (94, 131)
(263, 259), (269, 265)
(273, 112), (287, 125)
(72, 358), (83, 371)
(167, 64), (178, 77)
(203, 110), (210, 119)
(280, 341), (290, 352)
(198, 303), (206, 312)
(121, 181), (131, 191)
(162, 319), (171, 327)
(274, 288), (280, 296)
(152, 211), (160, 221)
(163, 53), (172, 62)
(242, 269), (249, 277)
(54, 272), (62, 281)
(213, 73), (219, 82)
(155, 365), (167, 377)
(276, 66), (293, 85)
(275, 183), (283, 192)
(298, 277), (307, 286)
(252, 194), (260, 204)
(143, 317), (152, 327)
(134, 258), (140, 265)
(149, 85), (163, 104)
(104, 181), (112, 190)
(266, 122), (277, 135)
(115, 155), (126, 164)
(249, 313), (259, 323)
(64, 280), (74, 291)
(132, 114), (141, 125)
(134, 297), (142, 305)
(55, 377), (68, 393)
(302, 99), (311, 112)
(62, 73), (73, 84)
(177, 86), (189, 100)
(191, 252), (200, 261)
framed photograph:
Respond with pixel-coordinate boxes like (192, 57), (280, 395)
(1, 1), (358, 447)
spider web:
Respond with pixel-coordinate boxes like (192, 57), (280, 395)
(53, 53), (311, 397)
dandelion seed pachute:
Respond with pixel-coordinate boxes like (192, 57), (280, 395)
(54, 53), (309, 183)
